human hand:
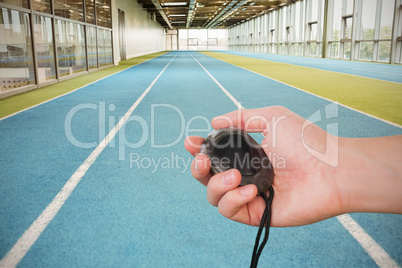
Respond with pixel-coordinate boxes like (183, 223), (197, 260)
(184, 106), (343, 227)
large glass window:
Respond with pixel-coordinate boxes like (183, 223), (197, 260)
(0, 8), (34, 92)
(55, 20), (86, 77)
(97, 0), (111, 28)
(357, 0), (395, 62)
(0, 0), (114, 96)
(54, 0), (84, 22)
(179, 29), (227, 50)
(208, 29), (227, 50)
(360, 0), (376, 40)
(0, 0), (29, 9)
(34, 15), (56, 83)
(86, 0), (95, 24)
(179, 29), (188, 50)
(32, 0), (52, 13)
(98, 28), (112, 66)
(306, 0), (324, 57)
(328, 0), (353, 59)
(87, 25), (97, 69)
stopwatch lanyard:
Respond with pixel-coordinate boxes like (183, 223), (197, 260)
(250, 186), (274, 268)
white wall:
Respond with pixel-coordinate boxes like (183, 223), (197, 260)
(112, 0), (166, 65)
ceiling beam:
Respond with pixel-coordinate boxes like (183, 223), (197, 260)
(150, 0), (173, 29)
(186, 0), (196, 28)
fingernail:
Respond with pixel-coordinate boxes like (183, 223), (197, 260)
(240, 185), (253, 196)
(212, 116), (224, 122)
(222, 170), (234, 185)
(195, 154), (204, 171)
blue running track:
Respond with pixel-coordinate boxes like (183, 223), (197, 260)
(0, 51), (401, 267)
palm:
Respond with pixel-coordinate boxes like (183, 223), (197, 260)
(186, 106), (342, 228)
(235, 107), (341, 227)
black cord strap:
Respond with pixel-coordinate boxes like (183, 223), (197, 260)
(250, 186), (274, 268)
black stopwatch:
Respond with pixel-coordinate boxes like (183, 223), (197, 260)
(199, 127), (275, 268)
(200, 127), (274, 193)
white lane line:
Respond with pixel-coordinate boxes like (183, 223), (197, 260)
(204, 52), (402, 129)
(190, 52), (400, 268)
(189, 53), (243, 110)
(0, 52), (168, 122)
(337, 214), (399, 268)
(0, 53), (177, 268)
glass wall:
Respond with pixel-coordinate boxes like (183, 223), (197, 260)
(87, 26), (98, 69)
(34, 15), (56, 83)
(0, 0), (113, 95)
(98, 28), (113, 66)
(228, 0), (401, 64)
(291, 1), (304, 56)
(179, 29), (227, 50)
(327, 0), (353, 59)
(356, 0), (395, 62)
(54, 0), (84, 21)
(55, 20), (86, 77)
(0, 8), (34, 91)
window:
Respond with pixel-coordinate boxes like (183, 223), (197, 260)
(55, 20), (86, 76)
(54, 0), (84, 22)
(0, 9), (34, 92)
(180, 29), (227, 50)
(0, 0), (29, 9)
(87, 26), (97, 69)
(34, 15), (57, 83)
(97, 28), (112, 66)
(33, 0), (52, 13)
(306, 0), (324, 57)
(96, 0), (111, 28)
(86, 0), (96, 24)
(357, 0), (395, 62)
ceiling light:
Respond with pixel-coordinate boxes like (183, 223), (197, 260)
(249, 2), (255, 5)
(161, 2), (187, 6)
(169, 14), (186, 17)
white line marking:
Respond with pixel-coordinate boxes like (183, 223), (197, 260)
(337, 214), (400, 268)
(190, 52), (400, 268)
(189, 53), (243, 110)
(205, 52), (402, 129)
(0, 53), (177, 268)
(0, 53), (167, 122)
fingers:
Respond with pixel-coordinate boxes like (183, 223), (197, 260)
(184, 136), (205, 156)
(218, 184), (260, 225)
(206, 169), (242, 206)
(191, 153), (211, 186)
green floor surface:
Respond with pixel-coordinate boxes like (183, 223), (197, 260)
(202, 51), (402, 126)
(0, 51), (167, 119)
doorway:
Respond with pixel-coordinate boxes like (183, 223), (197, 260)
(118, 9), (126, 61)
(166, 34), (178, 50)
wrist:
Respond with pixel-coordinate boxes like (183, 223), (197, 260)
(333, 137), (402, 215)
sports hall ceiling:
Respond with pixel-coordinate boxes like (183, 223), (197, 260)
(138, 0), (291, 29)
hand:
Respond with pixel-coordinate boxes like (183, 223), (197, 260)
(184, 106), (343, 227)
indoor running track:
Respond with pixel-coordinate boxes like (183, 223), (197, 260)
(0, 51), (401, 267)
